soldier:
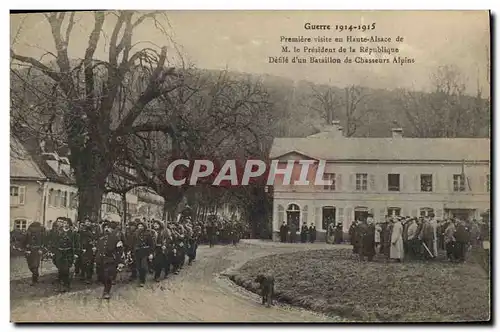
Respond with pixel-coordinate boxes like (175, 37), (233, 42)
(53, 218), (79, 292)
(79, 217), (100, 284)
(22, 221), (46, 285)
(171, 224), (186, 274)
(95, 221), (124, 299)
(133, 221), (154, 286)
(189, 222), (202, 264)
(152, 220), (168, 281)
(206, 218), (216, 248)
(184, 221), (196, 264)
(125, 221), (138, 281)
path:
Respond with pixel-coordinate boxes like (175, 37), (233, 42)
(11, 240), (347, 322)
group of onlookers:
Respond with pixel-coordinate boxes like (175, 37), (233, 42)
(348, 214), (489, 263)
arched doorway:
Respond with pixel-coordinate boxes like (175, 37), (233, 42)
(286, 204), (300, 231)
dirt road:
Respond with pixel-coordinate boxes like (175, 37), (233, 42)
(11, 241), (345, 322)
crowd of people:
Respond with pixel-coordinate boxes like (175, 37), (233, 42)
(278, 222), (318, 243)
(347, 214), (489, 263)
(13, 207), (247, 300)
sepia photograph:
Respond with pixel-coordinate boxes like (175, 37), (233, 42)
(9, 10), (491, 323)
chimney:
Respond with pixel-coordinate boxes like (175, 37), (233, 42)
(391, 128), (403, 138)
(328, 120), (344, 137)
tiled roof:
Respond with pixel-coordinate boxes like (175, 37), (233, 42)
(10, 136), (46, 180)
(270, 137), (490, 162)
(12, 136), (75, 185)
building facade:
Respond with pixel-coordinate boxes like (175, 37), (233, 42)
(269, 123), (490, 241)
(10, 135), (165, 230)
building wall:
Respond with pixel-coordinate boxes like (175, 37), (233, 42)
(45, 182), (78, 227)
(10, 180), (43, 230)
(272, 159), (490, 238)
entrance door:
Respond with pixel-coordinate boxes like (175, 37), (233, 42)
(286, 204), (300, 231)
(322, 206), (336, 230)
(354, 207), (368, 222)
(446, 209), (474, 221)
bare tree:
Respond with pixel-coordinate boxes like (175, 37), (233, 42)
(343, 85), (371, 137)
(398, 64), (489, 138)
(11, 11), (186, 220)
(308, 84), (342, 125)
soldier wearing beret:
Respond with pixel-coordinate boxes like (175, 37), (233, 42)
(96, 221), (124, 299)
(53, 218), (79, 292)
(22, 221), (46, 286)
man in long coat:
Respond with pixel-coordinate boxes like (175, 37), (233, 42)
(300, 223), (308, 243)
(390, 217), (404, 261)
(308, 223), (316, 243)
(152, 220), (169, 281)
(279, 222), (288, 243)
(359, 217), (376, 261)
(79, 218), (100, 284)
(420, 216), (436, 259)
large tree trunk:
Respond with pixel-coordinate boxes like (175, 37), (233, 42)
(121, 192), (127, 227)
(77, 181), (105, 222)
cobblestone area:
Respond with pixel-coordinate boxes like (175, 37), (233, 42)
(11, 240), (344, 322)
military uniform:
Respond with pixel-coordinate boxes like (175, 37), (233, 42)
(124, 222), (138, 280)
(152, 221), (170, 281)
(133, 223), (154, 286)
(53, 223), (79, 292)
(79, 221), (100, 283)
(23, 222), (46, 285)
(96, 222), (124, 299)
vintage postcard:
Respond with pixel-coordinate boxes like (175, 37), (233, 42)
(10, 10), (491, 323)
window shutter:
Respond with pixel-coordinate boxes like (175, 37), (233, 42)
(345, 207), (352, 222)
(400, 174), (404, 192)
(315, 207), (320, 227)
(479, 175), (485, 192)
(338, 208), (344, 223)
(436, 209), (443, 219)
(337, 174), (342, 191)
(415, 174), (420, 192)
(369, 174), (376, 191)
(433, 174), (438, 193)
(380, 174), (387, 192)
(349, 174), (355, 191)
(19, 186), (26, 205)
(302, 205), (308, 225)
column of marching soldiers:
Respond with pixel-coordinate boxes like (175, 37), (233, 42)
(18, 208), (246, 300)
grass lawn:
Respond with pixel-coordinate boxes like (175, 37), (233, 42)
(228, 248), (490, 322)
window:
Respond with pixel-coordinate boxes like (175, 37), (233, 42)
(387, 207), (401, 217)
(323, 173), (336, 190)
(277, 205), (285, 223)
(14, 219), (28, 231)
(453, 174), (466, 192)
(388, 174), (400, 191)
(420, 208), (434, 217)
(48, 189), (55, 206)
(70, 193), (78, 209)
(420, 174), (433, 192)
(61, 191), (68, 208)
(10, 186), (25, 205)
(356, 173), (368, 191)
(54, 190), (61, 207)
(487, 174), (490, 192)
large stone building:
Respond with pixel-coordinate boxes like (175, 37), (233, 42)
(269, 122), (490, 241)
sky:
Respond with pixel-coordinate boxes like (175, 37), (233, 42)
(10, 10), (490, 95)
